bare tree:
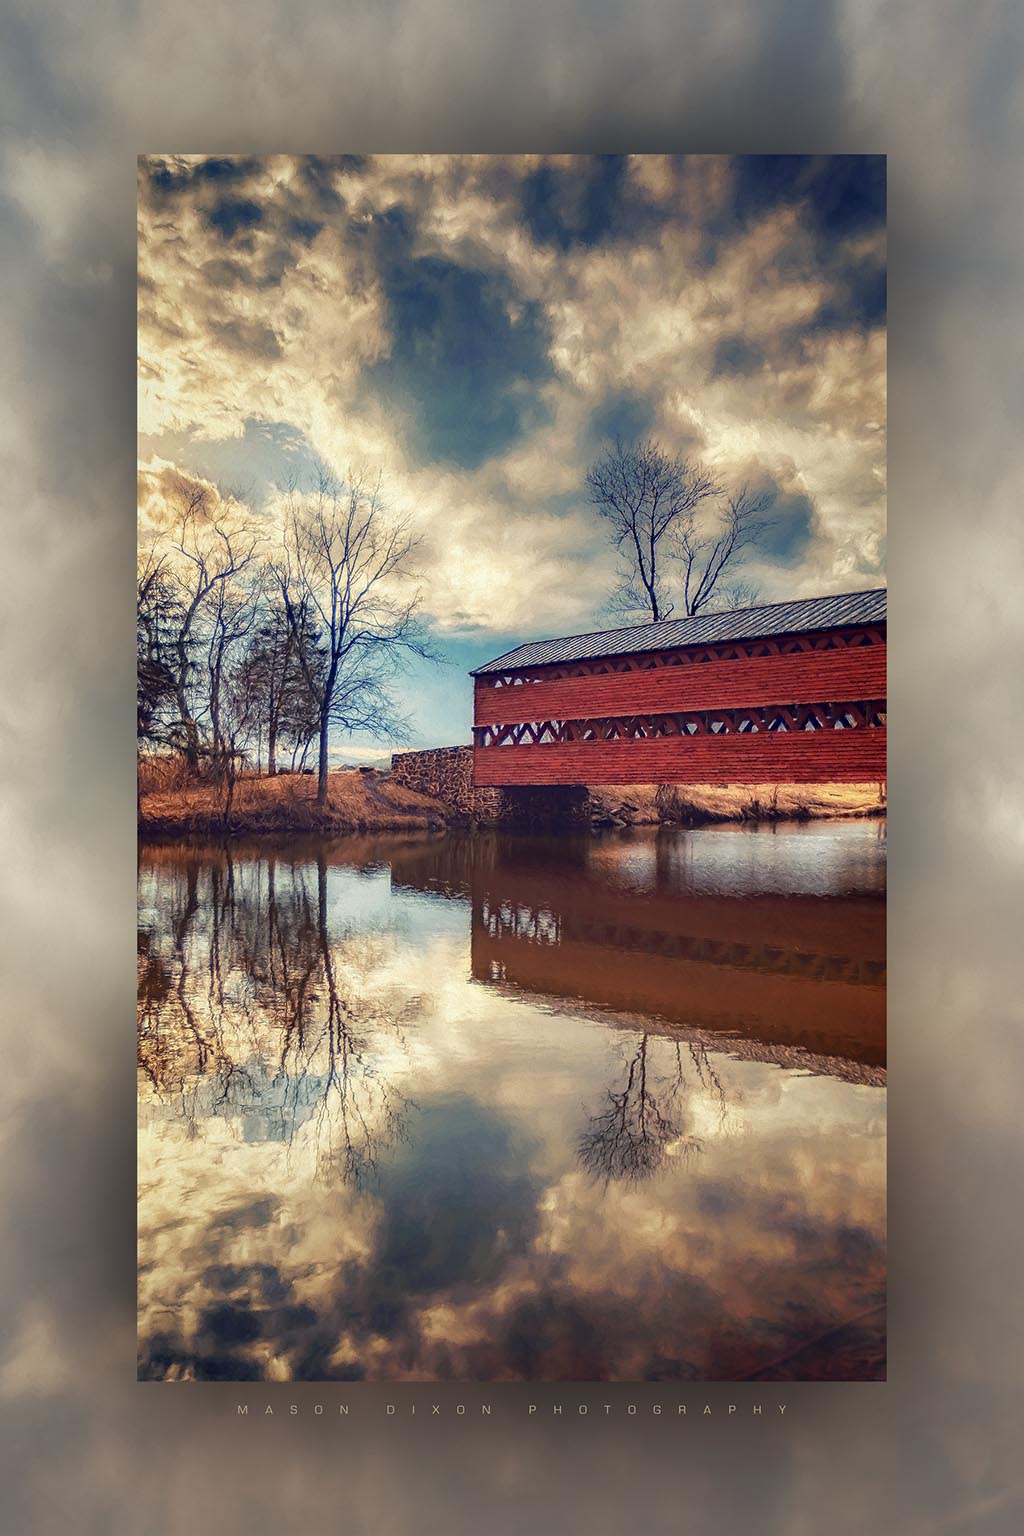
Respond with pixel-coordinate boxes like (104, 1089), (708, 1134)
(235, 598), (324, 776)
(586, 438), (720, 621)
(586, 440), (776, 622)
(277, 471), (433, 806)
(140, 478), (261, 772)
(137, 549), (181, 749)
(709, 576), (763, 613)
(676, 485), (774, 617)
(215, 628), (269, 827)
(205, 559), (264, 764)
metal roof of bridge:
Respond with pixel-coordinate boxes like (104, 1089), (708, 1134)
(471, 587), (887, 675)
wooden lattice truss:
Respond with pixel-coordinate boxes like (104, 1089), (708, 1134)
(475, 699), (887, 748)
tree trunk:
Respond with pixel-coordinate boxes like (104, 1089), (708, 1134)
(316, 656), (339, 807)
(267, 715), (277, 777)
(182, 715), (201, 774)
(209, 650), (223, 757)
(174, 634), (200, 773)
(317, 715), (330, 806)
(221, 754), (236, 829)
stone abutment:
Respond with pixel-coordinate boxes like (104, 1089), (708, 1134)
(389, 746), (589, 828)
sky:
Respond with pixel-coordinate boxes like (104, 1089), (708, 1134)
(137, 152), (886, 756)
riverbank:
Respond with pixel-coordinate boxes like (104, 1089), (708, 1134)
(139, 762), (885, 839)
(589, 782), (887, 827)
(138, 767), (448, 839)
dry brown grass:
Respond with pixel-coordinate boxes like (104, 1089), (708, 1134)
(139, 766), (447, 838)
(140, 752), (886, 839)
(590, 782), (887, 826)
(137, 752), (195, 796)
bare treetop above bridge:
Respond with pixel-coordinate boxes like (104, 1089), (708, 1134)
(472, 587), (887, 677)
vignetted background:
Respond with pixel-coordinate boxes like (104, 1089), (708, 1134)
(1, 2), (1022, 1532)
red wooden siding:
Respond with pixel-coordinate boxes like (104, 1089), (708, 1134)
(474, 729), (888, 786)
(474, 644), (886, 728)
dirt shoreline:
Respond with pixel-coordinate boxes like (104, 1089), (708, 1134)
(138, 763), (886, 840)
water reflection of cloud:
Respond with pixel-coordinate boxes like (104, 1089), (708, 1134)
(138, 843), (884, 1380)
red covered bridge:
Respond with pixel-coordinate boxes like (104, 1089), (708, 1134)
(471, 588), (886, 787)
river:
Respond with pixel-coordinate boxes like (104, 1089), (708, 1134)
(138, 820), (886, 1381)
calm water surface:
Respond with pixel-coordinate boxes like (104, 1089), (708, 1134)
(138, 822), (886, 1381)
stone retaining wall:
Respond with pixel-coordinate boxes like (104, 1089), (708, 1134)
(390, 746), (504, 822)
(389, 746), (589, 827)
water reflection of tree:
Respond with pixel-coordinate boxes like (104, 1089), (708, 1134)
(137, 849), (416, 1182)
(311, 854), (414, 1184)
(577, 1036), (724, 1184)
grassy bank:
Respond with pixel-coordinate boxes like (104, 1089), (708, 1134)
(138, 765), (447, 839)
(139, 758), (886, 839)
(589, 782), (886, 826)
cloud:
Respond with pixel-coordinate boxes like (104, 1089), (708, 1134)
(759, 489), (815, 566)
(205, 195), (265, 241)
(586, 387), (657, 446)
(810, 250), (887, 333)
(709, 334), (765, 378)
(210, 316), (283, 358)
(368, 205), (554, 468)
(519, 154), (663, 251)
(729, 155), (885, 242)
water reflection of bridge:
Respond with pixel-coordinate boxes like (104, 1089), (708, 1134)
(389, 834), (885, 1069)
